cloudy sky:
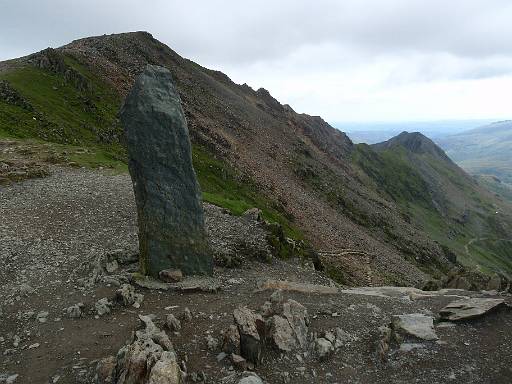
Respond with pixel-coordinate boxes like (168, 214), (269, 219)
(1, 0), (511, 123)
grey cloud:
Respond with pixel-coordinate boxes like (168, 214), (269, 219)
(1, 0), (512, 64)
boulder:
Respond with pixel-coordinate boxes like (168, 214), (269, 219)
(147, 351), (181, 384)
(439, 298), (506, 321)
(113, 315), (181, 384)
(282, 299), (309, 348)
(391, 314), (438, 341)
(233, 307), (265, 364)
(120, 64), (212, 277)
(95, 356), (116, 383)
(268, 315), (296, 352)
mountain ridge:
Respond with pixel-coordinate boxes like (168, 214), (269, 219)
(1, 31), (511, 283)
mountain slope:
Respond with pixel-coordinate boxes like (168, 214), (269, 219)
(1, 32), (511, 283)
(367, 132), (512, 274)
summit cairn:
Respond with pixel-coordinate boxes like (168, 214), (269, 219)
(121, 65), (212, 277)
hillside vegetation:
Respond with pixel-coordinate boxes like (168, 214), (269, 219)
(367, 132), (512, 274)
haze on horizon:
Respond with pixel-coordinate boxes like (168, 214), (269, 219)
(1, 0), (511, 124)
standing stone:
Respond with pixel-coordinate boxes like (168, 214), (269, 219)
(121, 65), (212, 277)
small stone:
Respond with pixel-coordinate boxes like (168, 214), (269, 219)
(36, 311), (49, 323)
(105, 260), (119, 274)
(206, 335), (219, 351)
(270, 289), (283, 305)
(282, 299), (309, 348)
(323, 330), (335, 344)
(439, 298), (505, 321)
(2, 374), (19, 384)
(268, 315), (296, 352)
(181, 307), (193, 322)
(216, 352), (227, 362)
(95, 298), (112, 317)
(12, 335), (20, 348)
(231, 353), (247, 371)
(222, 325), (240, 354)
(28, 343), (40, 349)
(64, 303), (84, 319)
(116, 284), (144, 307)
(315, 338), (334, 360)
(260, 302), (273, 317)
(18, 283), (35, 296)
(166, 314), (182, 331)
(159, 269), (183, 283)
(238, 374), (263, 384)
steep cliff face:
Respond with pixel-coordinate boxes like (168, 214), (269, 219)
(3, 32), (511, 284)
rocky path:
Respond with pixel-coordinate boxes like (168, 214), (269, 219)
(1, 167), (512, 384)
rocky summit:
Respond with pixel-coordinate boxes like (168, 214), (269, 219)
(120, 64), (212, 277)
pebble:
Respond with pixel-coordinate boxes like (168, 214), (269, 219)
(36, 311), (49, 323)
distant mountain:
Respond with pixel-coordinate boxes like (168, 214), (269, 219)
(373, 131), (453, 162)
(436, 120), (512, 200)
(343, 120), (494, 144)
(361, 131), (512, 274)
(1, 32), (511, 282)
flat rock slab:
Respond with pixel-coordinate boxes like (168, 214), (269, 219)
(258, 280), (338, 294)
(341, 286), (470, 300)
(176, 277), (222, 293)
(439, 298), (506, 321)
(392, 314), (438, 341)
(134, 275), (222, 293)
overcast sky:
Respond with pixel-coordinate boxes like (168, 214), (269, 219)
(1, 0), (511, 123)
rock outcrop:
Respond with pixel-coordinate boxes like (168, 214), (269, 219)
(439, 298), (506, 321)
(120, 65), (212, 277)
(99, 315), (182, 384)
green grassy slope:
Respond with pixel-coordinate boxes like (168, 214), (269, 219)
(353, 135), (512, 276)
(0, 54), (303, 241)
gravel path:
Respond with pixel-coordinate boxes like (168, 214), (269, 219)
(1, 167), (512, 384)
(0, 167), (138, 295)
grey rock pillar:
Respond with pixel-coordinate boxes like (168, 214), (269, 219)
(121, 65), (212, 277)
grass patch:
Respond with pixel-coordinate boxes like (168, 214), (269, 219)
(0, 60), (121, 145)
(192, 145), (303, 239)
(351, 144), (432, 208)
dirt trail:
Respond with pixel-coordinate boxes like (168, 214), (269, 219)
(1, 167), (512, 384)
